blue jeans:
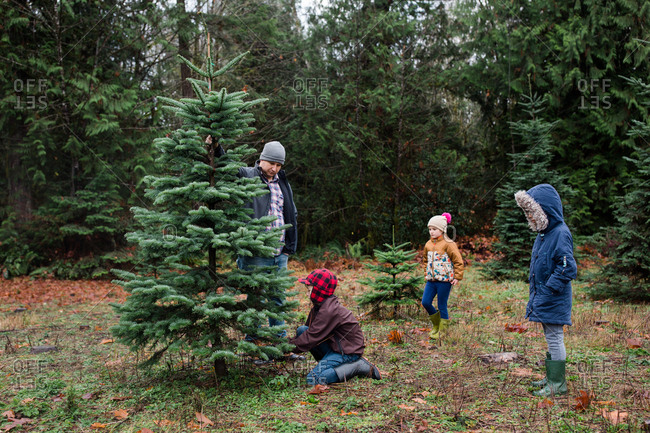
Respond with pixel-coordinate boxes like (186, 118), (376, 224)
(238, 254), (289, 338)
(295, 326), (360, 385)
(421, 280), (452, 319)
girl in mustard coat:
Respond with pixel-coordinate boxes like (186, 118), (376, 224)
(421, 213), (464, 340)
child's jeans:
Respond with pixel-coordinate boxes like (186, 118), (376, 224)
(295, 326), (360, 385)
(421, 280), (452, 319)
(542, 323), (566, 361)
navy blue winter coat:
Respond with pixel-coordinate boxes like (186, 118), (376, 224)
(523, 184), (577, 325)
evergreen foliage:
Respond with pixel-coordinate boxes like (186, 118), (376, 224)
(453, 0), (650, 234)
(111, 52), (296, 373)
(356, 242), (424, 315)
(286, 0), (488, 250)
(3, 0), (649, 284)
(589, 77), (650, 301)
(0, 0), (167, 277)
(482, 94), (573, 281)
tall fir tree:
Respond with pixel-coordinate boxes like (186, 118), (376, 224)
(482, 93), (573, 281)
(111, 51), (296, 376)
(356, 242), (424, 316)
(590, 77), (650, 301)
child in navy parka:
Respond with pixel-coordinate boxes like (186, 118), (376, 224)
(515, 184), (577, 397)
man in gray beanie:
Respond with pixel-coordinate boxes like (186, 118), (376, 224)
(235, 140), (298, 339)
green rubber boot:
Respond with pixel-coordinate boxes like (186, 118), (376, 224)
(533, 360), (567, 397)
(532, 352), (551, 388)
(428, 312), (441, 340)
(438, 318), (450, 339)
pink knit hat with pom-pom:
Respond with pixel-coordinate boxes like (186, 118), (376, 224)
(427, 212), (452, 233)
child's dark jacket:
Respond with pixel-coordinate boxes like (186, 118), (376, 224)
(525, 184), (577, 325)
(288, 296), (365, 355)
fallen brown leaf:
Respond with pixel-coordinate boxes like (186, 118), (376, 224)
(573, 390), (593, 411)
(113, 409), (128, 420)
(90, 423), (107, 430)
(153, 419), (176, 426)
(538, 398), (554, 408)
(601, 409), (628, 425)
(412, 398), (427, 404)
(308, 384), (330, 394)
(626, 338), (643, 349)
(100, 339), (114, 345)
(3, 417), (34, 431)
(186, 421), (202, 429)
(504, 323), (527, 334)
(135, 429), (154, 433)
(195, 412), (214, 426)
(398, 404), (416, 411)
(2, 410), (15, 419)
(388, 329), (404, 344)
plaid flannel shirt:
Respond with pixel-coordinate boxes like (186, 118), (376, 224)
(263, 175), (285, 255)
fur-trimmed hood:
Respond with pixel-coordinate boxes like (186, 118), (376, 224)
(516, 183), (576, 326)
(515, 184), (564, 233)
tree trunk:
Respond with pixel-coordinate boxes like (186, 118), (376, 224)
(214, 358), (227, 377)
(178, 0), (192, 98)
(6, 139), (32, 221)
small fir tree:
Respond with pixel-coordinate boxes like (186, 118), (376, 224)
(44, 170), (125, 278)
(482, 94), (574, 281)
(590, 77), (650, 301)
(356, 242), (424, 316)
(111, 51), (296, 376)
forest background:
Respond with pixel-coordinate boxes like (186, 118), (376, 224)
(1, 0), (649, 289)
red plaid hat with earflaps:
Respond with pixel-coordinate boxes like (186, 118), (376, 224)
(299, 268), (338, 303)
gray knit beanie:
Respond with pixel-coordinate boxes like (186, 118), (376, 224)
(260, 141), (285, 164)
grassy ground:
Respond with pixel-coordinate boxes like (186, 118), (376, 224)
(1, 261), (649, 432)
